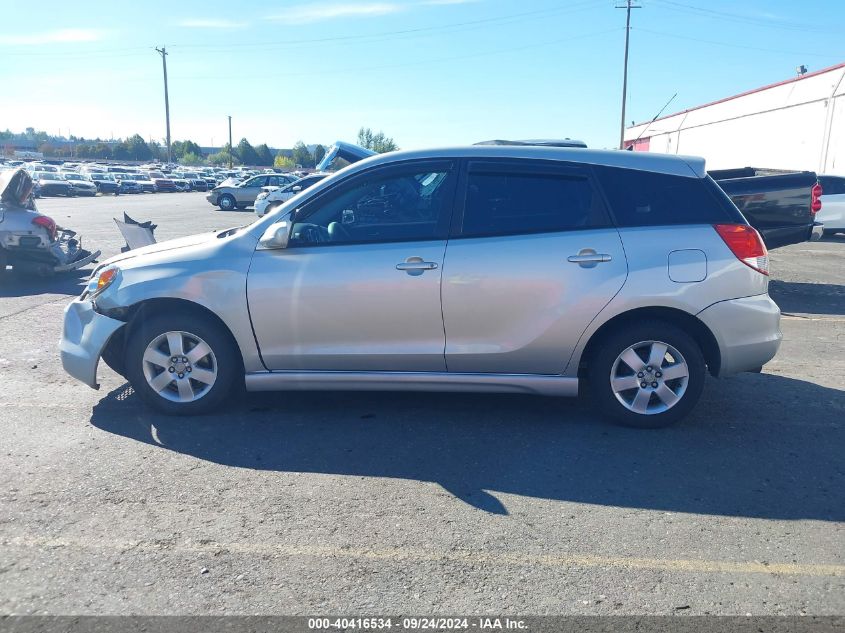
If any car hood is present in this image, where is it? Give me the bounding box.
[100,231,222,267]
[316,141,376,171]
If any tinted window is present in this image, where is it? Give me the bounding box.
[819,176,845,195]
[461,171,608,237]
[595,166,739,226]
[291,168,454,246]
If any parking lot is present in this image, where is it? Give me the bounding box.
[0,192,843,615]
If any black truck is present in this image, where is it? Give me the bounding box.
[709,167,824,249]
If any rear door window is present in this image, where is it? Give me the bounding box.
[459,163,610,238]
[594,166,740,226]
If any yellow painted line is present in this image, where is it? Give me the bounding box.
[5,536,843,578]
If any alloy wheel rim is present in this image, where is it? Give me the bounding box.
[142,330,217,403]
[610,340,689,415]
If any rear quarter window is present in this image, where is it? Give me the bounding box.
[594,166,742,226]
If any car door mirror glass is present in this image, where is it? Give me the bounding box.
[259,220,291,250]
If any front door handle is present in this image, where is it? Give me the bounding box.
[396,257,438,276]
[568,249,612,268]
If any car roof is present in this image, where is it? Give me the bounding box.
[345,146,706,178]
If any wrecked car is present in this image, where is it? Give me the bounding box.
[0,168,100,277]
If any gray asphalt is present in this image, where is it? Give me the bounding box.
[0,193,843,615]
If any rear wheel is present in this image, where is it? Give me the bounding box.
[125,311,240,415]
[588,321,705,428]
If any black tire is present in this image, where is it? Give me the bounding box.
[124,310,241,415]
[0,247,7,281]
[588,320,705,429]
[218,194,236,211]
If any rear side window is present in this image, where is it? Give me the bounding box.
[461,171,610,237]
[595,166,741,226]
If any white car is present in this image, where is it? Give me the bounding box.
[818,175,845,234]
[254,173,327,217]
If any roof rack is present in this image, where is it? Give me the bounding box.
[474,138,587,148]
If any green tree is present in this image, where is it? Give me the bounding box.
[125,134,152,161]
[274,154,295,169]
[314,144,326,166]
[357,127,398,153]
[236,138,259,166]
[291,141,313,168]
[172,139,203,161]
[180,152,205,166]
[255,143,274,166]
[112,141,130,160]
[208,143,239,166]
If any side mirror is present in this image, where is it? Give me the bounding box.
[291,185,302,193]
[258,220,291,250]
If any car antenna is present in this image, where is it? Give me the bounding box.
[627,92,677,150]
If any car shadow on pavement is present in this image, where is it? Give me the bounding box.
[90,372,844,518]
[0,269,89,298]
[770,280,845,316]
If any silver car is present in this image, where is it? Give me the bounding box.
[206,173,298,210]
[60,146,781,427]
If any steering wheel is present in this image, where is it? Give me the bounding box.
[327,221,352,242]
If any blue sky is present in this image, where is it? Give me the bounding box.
[0,0,843,150]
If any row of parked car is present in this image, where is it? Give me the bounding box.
[1,159,300,198]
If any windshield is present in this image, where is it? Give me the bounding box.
[37,172,62,180]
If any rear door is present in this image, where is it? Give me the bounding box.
[441,159,628,374]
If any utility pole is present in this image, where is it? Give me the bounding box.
[617,1,641,150]
[227,115,233,168]
[155,46,172,164]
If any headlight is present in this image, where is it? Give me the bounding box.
[86,266,120,299]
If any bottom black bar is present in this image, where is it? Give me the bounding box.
[0,616,842,633]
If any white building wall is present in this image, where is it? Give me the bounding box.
[625,64,845,175]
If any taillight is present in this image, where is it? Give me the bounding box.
[811,183,822,214]
[714,224,769,276]
[32,215,57,240]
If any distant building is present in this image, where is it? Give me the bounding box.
[624,61,845,175]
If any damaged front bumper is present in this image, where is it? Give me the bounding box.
[59,299,124,389]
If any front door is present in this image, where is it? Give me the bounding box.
[247,161,458,371]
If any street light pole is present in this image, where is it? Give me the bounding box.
[155,46,172,164]
[227,115,233,169]
[617,1,641,150]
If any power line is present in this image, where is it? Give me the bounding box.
[634,27,840,59]
[651,0,835,34]
[159,27,622,83]
[168,2,600,51]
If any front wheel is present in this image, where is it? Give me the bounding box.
[588,321,705,428]
[218,194,236,211]
[125,311,241,415]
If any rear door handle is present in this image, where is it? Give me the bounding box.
[396,257,438,276]
[568,249,612,268]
